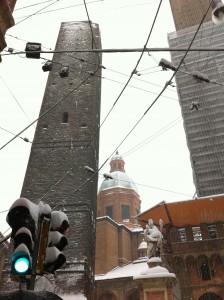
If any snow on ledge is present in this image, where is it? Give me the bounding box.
[59,294,87,299]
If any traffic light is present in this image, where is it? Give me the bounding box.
[6,198,39,280]
[44,211,69,274]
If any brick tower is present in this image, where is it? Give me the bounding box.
[97,151,141,227]
[20,21,102,298]
[169,0,212,30]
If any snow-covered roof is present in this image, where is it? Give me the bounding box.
[59,295,87,300]
[98,171,138,194]
[95,258,148,280]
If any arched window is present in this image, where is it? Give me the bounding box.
[198,256,211,281]
[126,289,139,300]
[62,112,69,123]
[186,256,199,284]
[199,293,222,300]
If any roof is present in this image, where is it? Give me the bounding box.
[95,258,148,280]
[98,171,138,194]
[137,194,224,228]
[95,257,175,281]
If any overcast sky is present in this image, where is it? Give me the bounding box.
[0,0,196,234]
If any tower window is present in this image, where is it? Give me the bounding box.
[122,205,130,222]
[106,206,113,219]
[62,112,69,123]
[208,224,217,239]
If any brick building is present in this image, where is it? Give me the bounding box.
[0,0,16,54]
[1,21,102,299]
[97,151,141,228]
[95,152,144,298]
[137,195,224,299]
[0,233,10,284]
[169,0,212,30]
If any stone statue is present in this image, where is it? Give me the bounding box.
[143,219,163,259]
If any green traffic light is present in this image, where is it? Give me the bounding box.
[11,251,31,275]
[14,257,30,273]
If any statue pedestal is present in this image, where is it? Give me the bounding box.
[133,257,176,300]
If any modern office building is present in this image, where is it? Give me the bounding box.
[168,1,224,197]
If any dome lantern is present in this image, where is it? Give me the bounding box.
[110,150,125,172]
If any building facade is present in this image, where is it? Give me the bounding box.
[168,1,224,197]
[137,195,224,299]
[0,0,16,54]
[1,21,102,298]
[169,0,212,30]
[97,151,141,227]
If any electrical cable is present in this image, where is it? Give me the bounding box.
[0,76,35,129]
[94,0,214,188]
[14,0,60,26]
[36,0,164,202]
[0,68,100,150]
[105,67,177,93]
[14,0,56,11]
[99,74,178,101]
[122,117,181,158]
[98,175,193,197]
[14,0,104,19]
[0,126,32,143]
[83,0,101,64]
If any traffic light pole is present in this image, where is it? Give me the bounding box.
[27,217,42,290]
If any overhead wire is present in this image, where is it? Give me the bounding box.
[0,0,204,211]
[14,0,57,11]
[99,74,178,101]
[14,0,104,19]
[94,0,214,187]
[13,0,61,26]
[122,117,181,158]
[105,67,177,93]
[0,126,32,143]
[37,0,164,202]
[37,2,103,202]
[0,76,36,129]
[0,68,100,151]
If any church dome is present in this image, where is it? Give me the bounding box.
[98,151,139,195]
[98,171,138,194]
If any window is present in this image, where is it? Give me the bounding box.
[62,112,69,123]
[178,228,187,242]
[199,293,222,300]
[199,256,211,281]
[122,205,130,222]
[192,226,202,241]
[208,224,217,239]
[106,206,113,219]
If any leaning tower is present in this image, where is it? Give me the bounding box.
[20,21,102,298]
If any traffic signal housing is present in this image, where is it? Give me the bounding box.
[6,198,39,280]
[44,211,69,274]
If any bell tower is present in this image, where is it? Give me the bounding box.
[97,151,141,227]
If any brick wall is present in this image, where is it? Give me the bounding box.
[18,21,102,298]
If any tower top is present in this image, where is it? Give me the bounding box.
[110,150,125,172]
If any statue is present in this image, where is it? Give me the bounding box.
[143,219,163,259]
